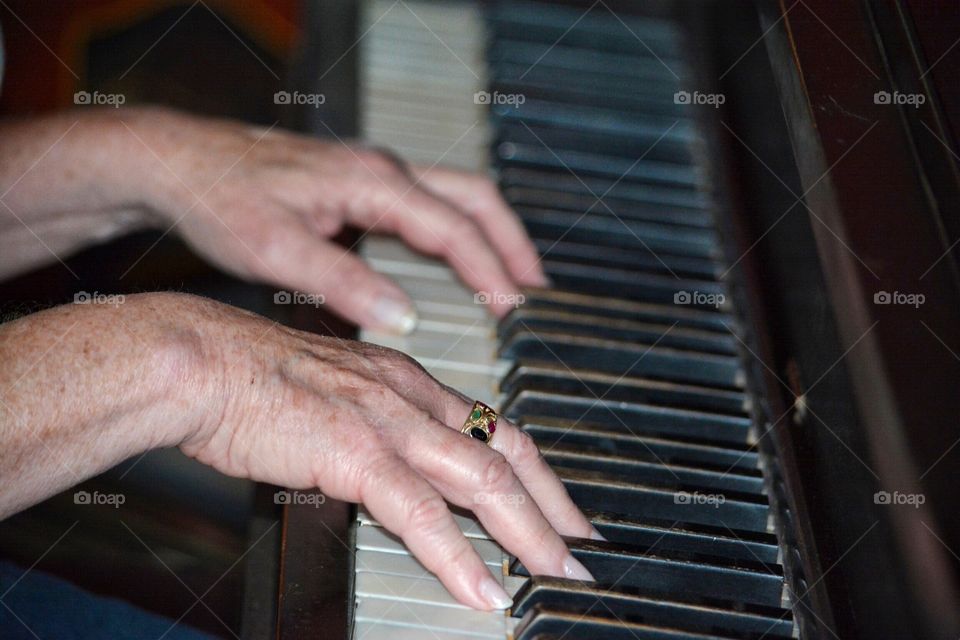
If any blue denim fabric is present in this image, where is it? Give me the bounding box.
[0,561,217,639]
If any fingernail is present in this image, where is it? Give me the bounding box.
[589,527,607,541]
[563,554,594,581]
[479,574,513,609]
[371,292,417,335]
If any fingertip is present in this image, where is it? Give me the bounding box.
[516,268,549,288]
[368,289,418,335]
[478,574,513,610]
[563,554,595,582]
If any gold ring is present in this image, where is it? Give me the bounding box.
[461,401,497,443]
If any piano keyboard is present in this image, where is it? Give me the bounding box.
[354,1,797,638]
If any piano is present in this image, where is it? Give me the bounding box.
[242,1,960,639]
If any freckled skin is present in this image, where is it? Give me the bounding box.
[0,107,594,610]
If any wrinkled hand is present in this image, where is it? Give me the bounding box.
[173,294,595,609]
[128,108,545,332]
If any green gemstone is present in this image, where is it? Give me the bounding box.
[471,408,482,420]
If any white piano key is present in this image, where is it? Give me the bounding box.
[358,506,492,539]
[356,548,504,580]
[356,3,501,634]
[357,524,503,566]
[353,620,497,640]
[364,334,496,367]
[355,598,507,637]
[357,572,528,607]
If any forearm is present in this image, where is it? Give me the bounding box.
[0,108,161,278]
[0,292,211,518]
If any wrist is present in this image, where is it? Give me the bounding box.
[118,291,227,449]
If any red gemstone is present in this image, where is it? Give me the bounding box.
[489,420,496,433]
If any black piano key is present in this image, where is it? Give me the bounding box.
[511,540,784,609]
[500,363,748,415]
[587,513,780,564]
[559,469,772,533]
[522,421,758,472]
[492,74,682,120]
[516,207,721,258]
[487,39,684,83]
[499,331,744,389]
[532,239,720,279]
[491,101,694,145]
[502,185,712,227]
[496,121,691,164]
[496,139,700,188]
[499,167,710,210]
[498,309,737,355]
[520,289,736,332]
[541,262,727,306]
[542,445,765,495]
[512,578,795,639]
[503,390,752,445]
[515,605,720,640]
[515,608,724,640]
[488,1,680,56]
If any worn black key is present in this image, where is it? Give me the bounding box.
[502,185,712,227]
[497,138,699,187]
[500,363,748,415]
[516,207,720,258]
[559,468,771,533]
[503,390,752,445]
[487,38,684,83]
[512,578,795,639]
[512,540,784,609]
[523,421,757,472]
[496,121,690,164]
[532,239,719,279]
[500,331,744,389]
[542,444,765,495]
[515,605,720,640]
[499,309,737,355]
[541,262,726,306]
[587,513,780,564]
[489,1,680,56]
[499,167,709,210]
[520,289,736,332]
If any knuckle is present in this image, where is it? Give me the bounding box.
[375,347,428,382]
[443,215,480,244]
[480,454,515,492]
[511,431,542,470]
[406,493,450,534]
[359,148,404,178]
[532,518,559,552]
